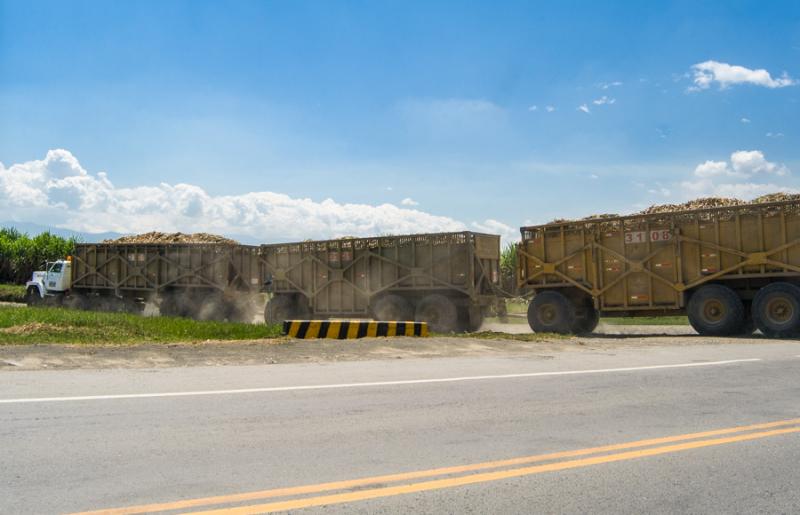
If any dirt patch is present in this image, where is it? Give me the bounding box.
[0,327,783,371]
[103,232,238,245]
[1,322,62,335]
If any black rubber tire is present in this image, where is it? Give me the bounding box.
[527,291,576,334]
[97,296,127,313]
[294,296,311,319]
[415,294,459,333]
[227,295,262,323]
[370,294,414,321]
[25,286,42,306]
[687,284,745,336]
[264,295,297,324]
[158,294,180,317]
[575,306,600,334]
[195,295,232,321]
[752,282,800,338]
[158,293,199,318]
[457,306,485,333]
[63,293,89,311]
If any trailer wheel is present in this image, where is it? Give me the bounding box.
[227,295,263,323]
[457,306,484,333]
[415,294,458,333]
[574,307,600,334]
[527,291,575,334]
[371,294,414,321]
[687,284,745,336]
[196,295,231,321]
[158,294,182,317]
[752,282,800,338]
[294,296,311,319]
[264,295,297,324]
[25,286,42,306]
[63,293,89,311]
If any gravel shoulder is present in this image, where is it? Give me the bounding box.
[0,323,781,371]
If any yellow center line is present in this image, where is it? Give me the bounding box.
[72,418,800,515]
[192,426,800,515]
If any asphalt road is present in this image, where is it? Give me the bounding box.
[2,341,799,514]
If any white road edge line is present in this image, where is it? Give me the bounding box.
[0,359,762,404]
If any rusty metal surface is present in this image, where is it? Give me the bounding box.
[518,199,800,311]
[70,243,262,295]
[260,231,502,316]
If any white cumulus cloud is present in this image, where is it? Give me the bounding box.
[0,150,471,241]
[545,105,556,113]
[471,219,517,243]
[689,60,798,91]
[578,104,590,114]
[680,150,794,199]
[400,197,419,206]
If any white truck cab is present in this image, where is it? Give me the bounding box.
[25,258,72,304]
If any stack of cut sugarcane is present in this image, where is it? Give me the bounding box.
[103,232,239,245]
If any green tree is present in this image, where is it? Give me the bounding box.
[0,228,78,284]
[500,242,517,294]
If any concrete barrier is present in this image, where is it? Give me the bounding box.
[283,320,429,339]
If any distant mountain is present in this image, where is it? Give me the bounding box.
[0,221,123,243]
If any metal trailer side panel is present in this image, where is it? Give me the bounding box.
[260,231,502,316]
[474,233,501,292]
[518,200,800,312]
[71,244,262,295]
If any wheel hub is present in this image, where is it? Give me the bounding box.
[539,305,557,324]
[766,297,794,324]
[702,299,726,323]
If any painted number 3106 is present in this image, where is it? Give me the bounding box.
[625,230,672,244]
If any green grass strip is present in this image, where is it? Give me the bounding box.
[0,306,283,344]
[600,316,689,326]
[0,283,26,303]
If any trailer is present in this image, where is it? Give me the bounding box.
[517,199,800,337]
[260,231,503,332]
[26,243,265,321]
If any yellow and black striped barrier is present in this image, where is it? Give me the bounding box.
[283,320,429,339]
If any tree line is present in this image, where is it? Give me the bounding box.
[0,228,78,284]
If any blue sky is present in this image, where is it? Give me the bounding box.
[1,0,799,242]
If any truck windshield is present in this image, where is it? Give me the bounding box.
[49,263,63,274]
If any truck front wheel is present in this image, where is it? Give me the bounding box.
[25,286,42,306]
